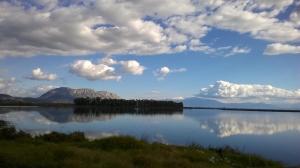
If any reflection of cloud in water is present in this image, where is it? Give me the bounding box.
[62,113,115,123]
[84,132,120,140]
[0,111,121,139]
[0,111,116,124]
[0,111,57,126]
[0,107,183,123]
[0,108,183,140]
[197,112,300,137]
[153,133,168,144]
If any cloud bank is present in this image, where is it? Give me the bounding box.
[0,0,299,57]
[197,80,300,104]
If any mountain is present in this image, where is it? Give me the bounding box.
[183,97,223,107]
[183,97,276,109]
[0,94,14,100]
[0,94,34,105]
[39,87,120,103]
[0,87,120,104]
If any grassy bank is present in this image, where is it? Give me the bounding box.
[0,121,282,168]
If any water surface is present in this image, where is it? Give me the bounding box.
[0,107,300,166]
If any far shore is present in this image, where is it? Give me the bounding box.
[0,104,300,112]
[184,106,300,112]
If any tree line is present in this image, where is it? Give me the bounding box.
[74,98,183,111]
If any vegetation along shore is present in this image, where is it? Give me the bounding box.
[0,120,282,168]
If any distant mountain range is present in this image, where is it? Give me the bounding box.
[183,97,300,110]
[0,87,120,104]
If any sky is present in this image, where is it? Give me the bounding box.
[0,0,300,104]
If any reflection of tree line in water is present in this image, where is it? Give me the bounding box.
[0,99,183,123]
[73,106,183,115]
[74,98,183,113]
[0,104,182,125]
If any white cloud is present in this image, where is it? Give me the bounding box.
[203,1,300,43]
[225,47,251,57]
[245,0,294,17]
[0,77,54,97]
[189,39,215,53]
[150,90,160,94]
[119,60,145,75]
[197,80,300,104]
[28,68,57,81]
[172,96,184,101]
[290,10,300,27]
[171,68,187,73]
[264,43,300,55]
[154,66,186,80]
[35,85,57,94]
[0,77,18,95]
[27,85,58,97]
[0,0,195,58]
[173,45,187,52]
[0,0,299,58]
[100,57,118,65]
[167,15,210,40]
[154,67,170,80]
[70,58,146,80]
[70,60,121,81]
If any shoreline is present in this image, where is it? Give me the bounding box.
[0,120,283,168]
[1,105,300,113]
[184,107,300,112]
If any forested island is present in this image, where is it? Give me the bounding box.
[74,98,183,111]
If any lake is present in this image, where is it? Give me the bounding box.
[0,106,300,166]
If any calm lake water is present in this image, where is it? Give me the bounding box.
[0,107,300,166]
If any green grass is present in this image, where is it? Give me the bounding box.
[0,121,283,168]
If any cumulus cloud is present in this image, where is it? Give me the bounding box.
[155,67,170,80]
[0,0,299,57]
[70,60,121,81]
[70,58,146,80]
[264,43,300,55]
[154,66,186,80]
[28,68,57,81]
[119,60,145,75]
[196,80,300,104]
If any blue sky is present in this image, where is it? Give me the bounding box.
[0,0,299,103]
